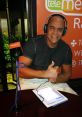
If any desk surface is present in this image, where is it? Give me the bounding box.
[0,89,82,117]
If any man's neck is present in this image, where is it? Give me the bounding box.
[46,38,58,48]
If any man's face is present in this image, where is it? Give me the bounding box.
[46,16,65,47]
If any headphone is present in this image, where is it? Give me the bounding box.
[44,14,67,36]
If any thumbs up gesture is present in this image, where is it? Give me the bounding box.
[44,61,60,83]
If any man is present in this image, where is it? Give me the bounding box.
[19,14,72,83]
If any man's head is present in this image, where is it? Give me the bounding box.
[44,14,67,47]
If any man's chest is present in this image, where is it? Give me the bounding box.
[33,46,66,68]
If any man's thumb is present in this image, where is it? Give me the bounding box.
[49,61,55,68]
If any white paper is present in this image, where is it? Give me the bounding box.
[19,78,77,95]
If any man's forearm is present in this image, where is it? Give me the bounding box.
[19,64,59,79]
[19,67,47,79]
[55,72,71,83]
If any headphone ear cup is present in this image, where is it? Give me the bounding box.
[44,24,48,33]
[62,27,67,36]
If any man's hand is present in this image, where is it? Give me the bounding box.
[48,66,59,83]
[44,61,60,82]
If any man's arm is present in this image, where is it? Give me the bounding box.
[49,64,72,83]
[18,56,59,79]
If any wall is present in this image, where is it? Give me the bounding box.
[36,0,82,79]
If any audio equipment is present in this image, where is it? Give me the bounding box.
[44,14,67,36]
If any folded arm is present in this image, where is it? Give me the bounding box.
[18,56,59,79]
[18,56,72,83]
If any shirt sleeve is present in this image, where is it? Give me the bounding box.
[22,38,36,59]
[64,47,72,65]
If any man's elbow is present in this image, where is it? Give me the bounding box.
[66,72,72,81]
[18,68,24,78]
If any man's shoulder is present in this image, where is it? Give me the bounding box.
[33,35,45,45]
[59,39,71,49]
[23,35,45,48]
[35,35,45,41]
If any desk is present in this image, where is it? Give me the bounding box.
[0,89,82,117]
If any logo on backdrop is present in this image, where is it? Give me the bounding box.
[71,39,82,47]
[71,40,77,47]
[71,39,82,67]
[45,0,82,16]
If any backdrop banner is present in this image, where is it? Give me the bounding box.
[36,0,82,79]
